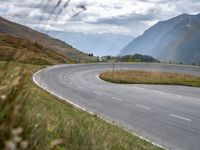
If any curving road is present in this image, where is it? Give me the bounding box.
[33,63,200,150]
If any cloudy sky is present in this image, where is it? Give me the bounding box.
[0,0,200,37]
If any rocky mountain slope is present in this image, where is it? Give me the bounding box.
[120,14,200,64]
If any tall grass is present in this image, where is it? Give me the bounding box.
[0,61,163,150]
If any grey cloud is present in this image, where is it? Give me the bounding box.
[92,10,156,26]
[0,0,200,37]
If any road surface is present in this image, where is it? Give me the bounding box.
[33,63,200,150]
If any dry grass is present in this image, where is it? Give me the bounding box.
[0,61,163,150]
[0,33,75,65]
[0,33,97,64]
[100,70,200,87]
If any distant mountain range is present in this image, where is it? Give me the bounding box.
[120,14,200,64]
[48,31,133,56]
[0,17,96,63]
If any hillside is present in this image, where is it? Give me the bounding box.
[0,33,74,65]
[0,17,97,63]
[120,14,200,64]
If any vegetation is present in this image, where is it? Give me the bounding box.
[100,70,200,87]
[0,61,163,149]
[0,33,74,65]
[0,16,97,64]
[101,54,159,63]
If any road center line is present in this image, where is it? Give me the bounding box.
[170,114,192,122]
[152,90,166,95]
[136,104,152,110]
[94,91,103,95]
[112,97,122,101]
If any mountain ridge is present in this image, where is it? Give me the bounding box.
[120,13,200,64]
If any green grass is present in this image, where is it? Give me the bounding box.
[99,70,200,87]
[0,61,163,150]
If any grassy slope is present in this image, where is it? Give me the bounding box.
[0,61,163,150]
[0,33,75,65]
[99,70,200,87]
[0,17,97,63]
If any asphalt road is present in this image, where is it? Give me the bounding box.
[33,63,200,150]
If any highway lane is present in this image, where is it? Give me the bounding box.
[33,63,200,150]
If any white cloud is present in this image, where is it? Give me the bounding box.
[0,0,200,37]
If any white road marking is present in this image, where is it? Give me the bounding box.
[136,104,152,110]
[176,95,183,98]
[170,114,192,122]
[78,86,83,89]
[67,85,74,89]
[132,86,147,91]
[69,82,72,85]
[96,74,102,81]
[112,97,122,101]
[152,90,166,95]
[33,67,165,150]
[94,91,103,95]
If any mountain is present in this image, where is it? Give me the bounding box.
[48,31,133,56]
[120,14,200,64]
[0,17,97,63]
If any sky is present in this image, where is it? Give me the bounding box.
[0,0,200,37]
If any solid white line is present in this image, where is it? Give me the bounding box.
[170,114,192,122]
[33,67,165,150]
[96,74,102,81]
[94,91,103,95]
[112,97,122,101]
[136,104,152,110]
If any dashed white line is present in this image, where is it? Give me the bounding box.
[132,86,147,91]
[112,97,122,101]
[153,90,166,95]
[67,85,74,89]
[176,95,183,98]
[136,104,152,110]
[69,82,72,85]
[94,91,103,95]
[170,114,192,122]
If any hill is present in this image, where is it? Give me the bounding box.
[120,14,200,64]
[0,17,97,63]
[0,33,74,65]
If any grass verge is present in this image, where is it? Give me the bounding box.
[0,61,163,150]
[99,70,200,87]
